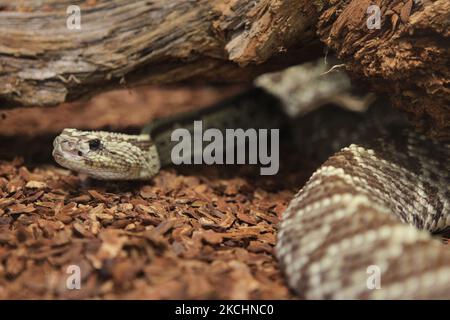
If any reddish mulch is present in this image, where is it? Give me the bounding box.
[0,86,313,299]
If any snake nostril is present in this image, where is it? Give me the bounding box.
[53,136,61,148]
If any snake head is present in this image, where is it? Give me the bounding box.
[52,128,161,180]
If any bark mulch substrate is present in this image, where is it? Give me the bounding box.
[0,86,312,299]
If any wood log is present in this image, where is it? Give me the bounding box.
[0,0,319,107]
[1,0,448,140]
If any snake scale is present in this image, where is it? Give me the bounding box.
[52,62,450,299]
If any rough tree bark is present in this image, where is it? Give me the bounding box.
[0,0,448,139]
[316,0,449,140]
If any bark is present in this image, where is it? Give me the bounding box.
[0,0,319,107]
[316,0,450,140]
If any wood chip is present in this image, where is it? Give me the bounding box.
[7,203,35,215]
[88,190,108,202]
[25,180,47,189]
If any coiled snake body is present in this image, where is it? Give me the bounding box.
[53,63,450,299]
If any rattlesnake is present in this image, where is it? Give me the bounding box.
[52,61,450,299]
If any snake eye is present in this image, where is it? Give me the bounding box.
[78,151,83,156]
[88,139,101,151]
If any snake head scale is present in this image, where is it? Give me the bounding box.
[52,128,161,180]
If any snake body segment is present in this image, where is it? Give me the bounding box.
[277,130,450,299]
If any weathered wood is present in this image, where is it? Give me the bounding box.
[0,0,319,107]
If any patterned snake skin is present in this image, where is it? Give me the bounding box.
[52,62,450,299]
[277,129,450,299]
